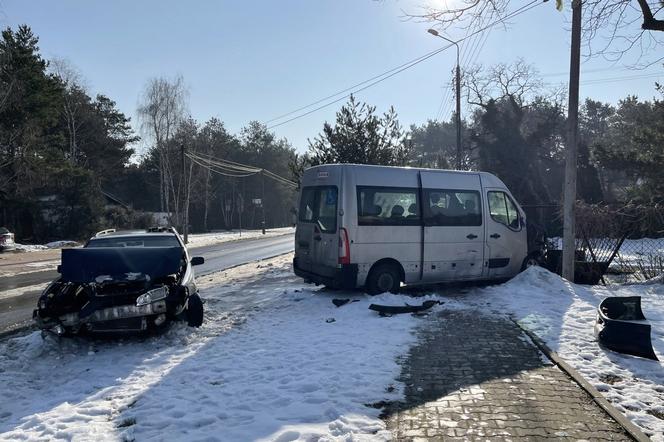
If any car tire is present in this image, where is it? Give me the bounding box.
[521,253,541,272]
[186,292,204,327]
[366,264,400,295]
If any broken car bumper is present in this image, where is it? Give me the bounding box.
[34,300,168,333]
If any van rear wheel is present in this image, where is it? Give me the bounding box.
[366,264,400,295]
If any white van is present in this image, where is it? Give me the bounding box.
[293,164,530,294]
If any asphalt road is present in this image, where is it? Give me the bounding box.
[0,234,294,335]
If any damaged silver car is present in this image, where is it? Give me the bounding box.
[33,227,205,335]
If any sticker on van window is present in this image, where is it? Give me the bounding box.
[317,171,329,178]
[326,189,337,205]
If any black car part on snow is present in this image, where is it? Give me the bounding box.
[594,296,659,361]
[368,300,443,316]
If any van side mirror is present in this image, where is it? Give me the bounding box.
[190,256,205,266]
[57,265,62,273]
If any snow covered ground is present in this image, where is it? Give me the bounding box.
[0,252,661,441]
[0,255,435,441]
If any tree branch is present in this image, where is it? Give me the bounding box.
[636,0,664,30]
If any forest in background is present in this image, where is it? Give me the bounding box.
[1,25,662,241]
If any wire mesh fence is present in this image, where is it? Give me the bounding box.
[522,203,664,284]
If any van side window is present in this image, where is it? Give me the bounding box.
[298,186,338,233]
[423,189,482,226]
[488,191,520,230]
[357,187,419,226]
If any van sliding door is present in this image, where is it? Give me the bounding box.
[420,172,484,281]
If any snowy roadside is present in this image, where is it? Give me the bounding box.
[0,254,437,441]
[185,226,294,247]
[11,241,81,253]
[5,227,294,254]
[470,267,664,440]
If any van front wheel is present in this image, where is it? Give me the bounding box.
[366,264,400,295]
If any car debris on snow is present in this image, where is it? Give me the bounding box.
[368,300,443,316]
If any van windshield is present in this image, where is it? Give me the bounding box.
[299,186,338,233]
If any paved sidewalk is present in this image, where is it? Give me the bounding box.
[384,310,631,441]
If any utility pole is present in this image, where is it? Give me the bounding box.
[261,170,266,234]
[181,143,189,244]
[427,29,462,170]
[455,62,462,169]
[562,0,582,281]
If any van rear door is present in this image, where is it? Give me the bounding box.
[295,185,339,276]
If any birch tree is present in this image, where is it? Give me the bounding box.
[137,75,188,215]
[50,58,87,163]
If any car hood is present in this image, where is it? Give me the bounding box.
[60,247,183,284]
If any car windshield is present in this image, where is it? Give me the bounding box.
[86,235,180,248]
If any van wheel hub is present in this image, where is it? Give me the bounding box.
[377,273,394,292]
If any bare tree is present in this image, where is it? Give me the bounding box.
[50,57,87,163]
[408,0,664,65]
[137,75,188,215]
[463,59,545,108]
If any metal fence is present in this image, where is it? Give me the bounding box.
[522,203,664,284]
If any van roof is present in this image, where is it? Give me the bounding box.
[303,163,507,188]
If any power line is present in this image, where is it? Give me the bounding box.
[189,151,262,173]
[436,0,535,121]
[581,73,662,84]
[266,44,453,129]
[268,0,543,130]
[264,46,454,124]
[186,152,298,188]
[187,155,259,178]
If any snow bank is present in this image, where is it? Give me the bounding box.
[11,241,80,253]
[0,256,436,441]
[186,227,294,247]
[45,240,81,249]
[478,266,664,440]
[11,243,48,252]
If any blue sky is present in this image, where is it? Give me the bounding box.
[2,0,662,152]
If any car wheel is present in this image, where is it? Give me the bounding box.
[186,292,204,327]
[521,254,541,272]
[366,264,400,295]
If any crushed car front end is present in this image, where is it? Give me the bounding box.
[33,246,196,335]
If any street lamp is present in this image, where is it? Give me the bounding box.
[427,29,462,170]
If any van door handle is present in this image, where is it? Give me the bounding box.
[466,234,478,239]
[298,240,310,248]
[490,233,501,239]
[313,235,322,241]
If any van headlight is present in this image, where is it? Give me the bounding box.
[136,286,169,306]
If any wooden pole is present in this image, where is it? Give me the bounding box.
[562,0,582,281]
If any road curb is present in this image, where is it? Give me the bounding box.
[512,319,650,442]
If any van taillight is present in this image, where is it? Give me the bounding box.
[339,228,350,265]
